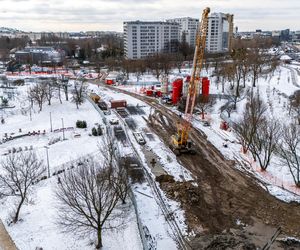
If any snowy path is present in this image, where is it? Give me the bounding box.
[282,65,300,88]
[88,85,190,249]
[0,220,17,250]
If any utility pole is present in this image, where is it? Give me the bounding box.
[44,146,50,177]
[61,117,65,140]
[50,112,53,132]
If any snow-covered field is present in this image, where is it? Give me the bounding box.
[2,57,300,249]
[0,83,143,250]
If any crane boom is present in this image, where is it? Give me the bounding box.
[171,7,210,155]
[185,7,210,121]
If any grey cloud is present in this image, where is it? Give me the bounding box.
[0,0,299,31]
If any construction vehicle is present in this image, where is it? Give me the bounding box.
[171,7,210,156]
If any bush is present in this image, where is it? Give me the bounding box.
[92,127,98,136]
[12,79,24,86]
[97,125,103,136]
[76,120,87,128]
[2,98,8,107]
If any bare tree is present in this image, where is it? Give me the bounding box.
[147,54,164,80]
[0,152,45,223]
[61,76,69,101]
[234,90,267,153]
[222,102,235,118]
[71,79,87,109]
[44,78,55,106]
[225,84,248,110]
[278,124,300,187]
[249,119,281,170]
[53,78,63,104]
[290,90,300,125]
[195,95,215,119]
[112,162,130,204]
[56,159,124,249]
[28,83,47,111]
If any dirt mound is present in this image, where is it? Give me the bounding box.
[190,233,256,250]
[155,174,175,184]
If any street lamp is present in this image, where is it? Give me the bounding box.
[44,146,50,178]
[61,118,65,140]
[50,112,53,132]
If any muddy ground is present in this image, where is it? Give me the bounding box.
[148,109,300,249]
[101,84,300,249]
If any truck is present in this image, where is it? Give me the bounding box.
[90,93,100,103]
[110,99,127,109]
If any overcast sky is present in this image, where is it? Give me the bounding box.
[0,0,299,32]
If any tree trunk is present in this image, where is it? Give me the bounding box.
[64,88,68,101]
[14,197,25,223]
[96,228,102,249]
[58,88,62,104]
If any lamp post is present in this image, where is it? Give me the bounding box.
[50,112,53,132]
[44,146,50,177]
[61,118,65,140]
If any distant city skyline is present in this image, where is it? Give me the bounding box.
[0,0,299,32]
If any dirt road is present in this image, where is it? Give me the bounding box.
[99,83,300,248]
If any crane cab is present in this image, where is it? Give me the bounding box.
[171,125,196,156]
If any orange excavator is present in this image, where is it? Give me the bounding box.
[171,7,210,156]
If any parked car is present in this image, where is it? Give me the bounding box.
[109,118,119,125]
[103,110,111,115]
[133,132,146,145]
[202,121,210,127]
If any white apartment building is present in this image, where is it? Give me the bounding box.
[123,21,180,59]
[166,17,199,47]
[206,13,233,53]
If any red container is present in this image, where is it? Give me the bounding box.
[202,77,210,96]
[110,100,127,108]
[156,91,162,97]
[106,79,114,85]
[172,79,183,104]
[146,90,153,96]
[186,75,191,82]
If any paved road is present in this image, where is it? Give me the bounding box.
[0,220,17,250]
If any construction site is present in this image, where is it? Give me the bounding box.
[0,5,300,250]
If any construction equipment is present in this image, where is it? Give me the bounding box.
[171,7,210,156]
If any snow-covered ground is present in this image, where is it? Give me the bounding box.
[89,84,191,247]
[2,59,300,249]
[1,78,192,250]
[0,83,143,250]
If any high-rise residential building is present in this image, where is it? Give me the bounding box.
[206,12,234,53]
[166,17,199,47]
[123,21,180,59]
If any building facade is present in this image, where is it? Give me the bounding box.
[123,21,180,59]
[166,17,199,47]
[15,46,65,65]
[206,12,234,53]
